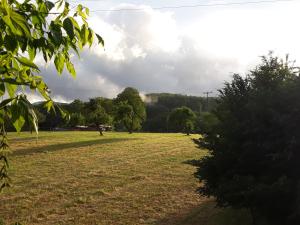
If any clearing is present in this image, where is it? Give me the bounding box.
[0,132,250,225]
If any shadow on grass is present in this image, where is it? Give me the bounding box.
[10,136,51,142]
[13,138,136,156]
[157,200,252,225]
[183,159,201,167]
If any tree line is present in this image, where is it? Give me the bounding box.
[12,89,218,135]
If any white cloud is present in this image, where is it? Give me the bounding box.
[35,2,300,102]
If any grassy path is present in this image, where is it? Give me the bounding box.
[0,132,250,225]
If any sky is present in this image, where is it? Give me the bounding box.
[31,0,300,102]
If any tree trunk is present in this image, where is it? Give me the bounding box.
[97,125,103,136]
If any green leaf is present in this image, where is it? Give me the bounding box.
[4,35,18,52]
[28,46,36,60]
[54,54,65,74]
[44,100,54,112]
[37,81,51,101]
[66,60,76,78]
[63,17,75,39]
[19,95,39,134]
[13,114,25,133]
[69,17,80,30]
[18,36,28,52]
[45,1,55,11]
[57,0,64,9]
[16,57,39,70]
[58,105,68,119]
[2,78,27,85]
[5,83,17,98]
[31,15,41,27]
[85,7,90,16]
[88,28,94,47]
[10,102,25,133]
[10,11,31,37]
[77,4,83,13]
[50,22,63,45]
[0,98,14,109]
[0,67,6,74]
[80,24,88,46]
[0,83,5,97]
[2,15,21,35]
[38,1,48,13]
[69,42,80,57]
[96,34,104,47]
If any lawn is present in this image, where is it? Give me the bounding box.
[0,132,251,225]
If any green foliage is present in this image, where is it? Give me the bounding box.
[0,0,103,191]
[68,99,85,113]
[114,87,146,133]
[68,113,85,127]
[85,98,112,135]
[143,93,218,132]
[168,106,196,135]
[197,112,219,134]
[195,54,300,225]
[87,108,111,127]
[143,104,170,132]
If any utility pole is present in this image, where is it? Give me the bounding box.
[203,91,212,111]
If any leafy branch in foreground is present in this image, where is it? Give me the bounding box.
[0,0,104,192]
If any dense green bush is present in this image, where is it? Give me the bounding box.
[195,54,300,225]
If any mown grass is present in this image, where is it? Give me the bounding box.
[0,132,251,225]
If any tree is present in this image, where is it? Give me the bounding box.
[85,98,112,135]
[0,0,103,191]
[197,112,219,134]
[195,54,300,225]
[68,112,85,127]
[143,104,169,132]
[68,99,85,113]
[87,107,111,136]
[168,106,196,135]
[114,87,146,133]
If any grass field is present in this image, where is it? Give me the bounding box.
[0,132,251,225]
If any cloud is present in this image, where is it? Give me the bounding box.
[36,2,300,102]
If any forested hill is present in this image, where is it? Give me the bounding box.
[145,93,216,112]
[143,93,217,132]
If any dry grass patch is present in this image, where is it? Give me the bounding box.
[0,132,250,225]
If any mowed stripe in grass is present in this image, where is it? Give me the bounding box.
[0,132,251,225]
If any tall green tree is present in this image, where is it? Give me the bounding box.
[0,0,103,191]
[87,107,111,136]
[168,106,196,135]
[114,87,146,133]
[195,54,300,225]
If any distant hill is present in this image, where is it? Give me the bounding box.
[145,93,217,112]
[143,93,218,132]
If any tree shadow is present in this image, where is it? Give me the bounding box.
[12,138,136,157]
[183,159,201,167]
[156,199,252,225]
